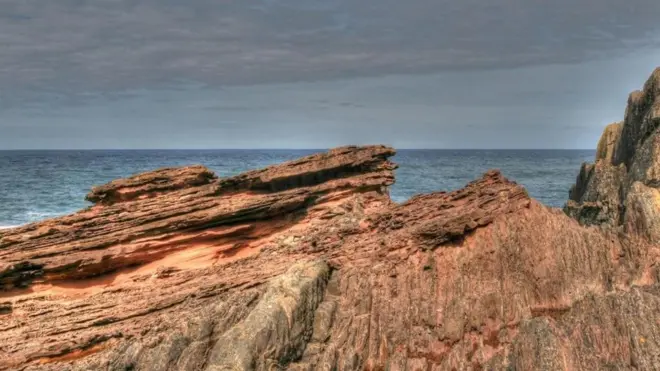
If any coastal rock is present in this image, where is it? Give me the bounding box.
[565,67,660,235]
[613,68,660,168]
[564,159,626,227]
[0,145,396,292]
[3,71,660,370]
[595,121,623,162]
[86,165,217,204]
[2,144,660,370]
[215,145,397,193]
[623,182,660,243]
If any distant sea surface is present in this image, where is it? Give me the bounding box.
[0,149,595,227]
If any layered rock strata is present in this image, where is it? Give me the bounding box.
[2,67,660,370]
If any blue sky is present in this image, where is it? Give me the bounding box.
[1,0,660,149]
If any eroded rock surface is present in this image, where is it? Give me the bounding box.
[3,79,660,370]
[86,165,218,204]
[566,67,660,240]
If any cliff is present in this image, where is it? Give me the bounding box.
[565,67,660,244]
[1,70,660,370]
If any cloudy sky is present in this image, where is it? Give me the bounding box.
[1,0,660,149]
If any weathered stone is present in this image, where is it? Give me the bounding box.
[86,165,217,204]
[623,182,660,243]
[566,67,660,236]
[216,145,397,193]
[205,261,330,370]
[614,68,660,168]
[564,160,626,227]
[0,146,396,293]
[595,122,623,162]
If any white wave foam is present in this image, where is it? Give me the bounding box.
[0,210,67,230]
[25,211,62,219]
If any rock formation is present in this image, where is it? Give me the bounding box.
[565,67,660,244]
[1,69,660,370]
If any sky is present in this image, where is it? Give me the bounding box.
[1,0,660,149]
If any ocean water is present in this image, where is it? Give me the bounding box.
[0,149,595,227]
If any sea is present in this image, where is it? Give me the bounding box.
[0,149,595,228]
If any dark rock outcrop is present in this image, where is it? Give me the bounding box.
[565,67,660,242]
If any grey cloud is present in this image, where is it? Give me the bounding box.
[1,0,660,105]
[3,50,659,150]
[1,0,660,150]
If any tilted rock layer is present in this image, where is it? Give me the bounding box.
[2,68,660,370]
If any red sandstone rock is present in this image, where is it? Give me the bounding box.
[0,146,396,294]
[86,165,217,204]
[2,78,660,370]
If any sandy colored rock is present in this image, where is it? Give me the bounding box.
[595,122,622,162]
[614,67,660,168]
[623,182,660,243]
[566,67,660,235]
[565,160,626,227]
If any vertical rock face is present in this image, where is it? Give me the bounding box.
[614,68,660,169]
[596,122,623,163]
[565,67,660,241]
